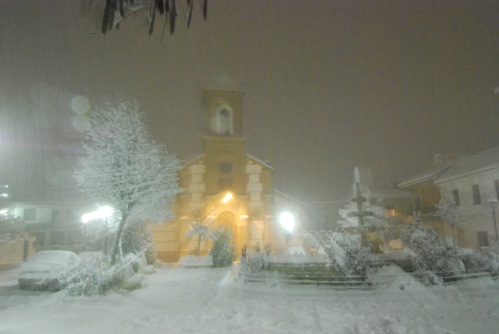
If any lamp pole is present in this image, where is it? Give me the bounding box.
[81,206,113,255]
[83,223,87,251]
[488,197,498,242]
[104,216,108,255]
[279,212,295,246]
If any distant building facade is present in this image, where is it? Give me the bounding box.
[399,147,499,249]
[4,202,88,253]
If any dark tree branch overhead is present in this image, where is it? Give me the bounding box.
[101,0,208,35]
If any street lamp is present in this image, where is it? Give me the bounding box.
[279,212,295,245]
[487,197,498,242]
[0,185,8,198]
[81,206,113,254]
[221,192,233,203]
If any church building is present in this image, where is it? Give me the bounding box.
[150,89,288,262]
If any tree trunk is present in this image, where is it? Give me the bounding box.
[111,211,129,265]
[196,234,201,256]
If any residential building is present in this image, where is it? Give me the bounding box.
[434,146,499,248]
[399,147,499,249]
[4,202,90,253]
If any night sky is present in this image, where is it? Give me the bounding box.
[0,0,498,202]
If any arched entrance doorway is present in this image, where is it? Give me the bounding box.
[215,211,240,254]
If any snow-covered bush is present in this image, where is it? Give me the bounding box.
[402,224,462,279]
[325,234,369,276]
[61,253,121,296]
[482,243,499,276]
[462,243,499,275]
[61,252,151,296]
[240,245,270,274]
[408,227,447,272]
[210,229,235,267]
[410,269,443,286]
[120,253,145,289]
[121,220,157,265]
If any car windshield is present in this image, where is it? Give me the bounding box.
[30,252,72,263]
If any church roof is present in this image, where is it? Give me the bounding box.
[246,154,273,170]
[181,154,206,167]
[180,153,273,170]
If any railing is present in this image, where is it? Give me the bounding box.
[242,270,396,289]
[242,267,494,289]
[436,271,493,285]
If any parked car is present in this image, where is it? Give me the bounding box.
[18,250,80,291]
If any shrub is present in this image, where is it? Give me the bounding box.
[210,229,235,267]
[409,228,447,272]
[402,224,462,278]
[239,245,270,274]
[122,221,157,264]
[462,242,499,275]
[60,253,122,296]
[325,235,369,276]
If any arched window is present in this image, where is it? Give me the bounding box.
[216,106,233,134]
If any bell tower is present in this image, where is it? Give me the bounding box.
[202,89,246,196]
[203,89,244,136]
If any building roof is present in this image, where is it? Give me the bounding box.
[397,160,455,189]
[370,185,412,199]
[435,146,499,184]
[398,146,499,188]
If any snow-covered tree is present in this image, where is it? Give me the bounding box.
[186,211,217,256]
[436,189,460,248]
[0,213,27,240]
[74,99,181,265]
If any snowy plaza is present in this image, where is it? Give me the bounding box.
[1,264,499,334]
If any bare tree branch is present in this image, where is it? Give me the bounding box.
[100,0,208,35]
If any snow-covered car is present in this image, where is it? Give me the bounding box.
[18,250,80,291]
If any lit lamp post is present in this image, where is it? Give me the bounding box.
[81,206,113,255]
[0,184,9,198]
[487,197,498,242]
[0,185,8,213]
[279,212,295,245]
[0,185,9,198]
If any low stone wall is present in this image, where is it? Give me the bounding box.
[0,237,36,269]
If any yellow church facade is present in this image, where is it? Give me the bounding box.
[150,89,285,262]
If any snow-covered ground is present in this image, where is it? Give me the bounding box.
[0,264,498,334]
